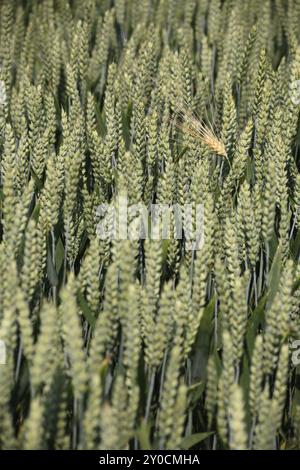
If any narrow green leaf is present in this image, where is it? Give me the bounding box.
[180,432,214,449]
[77,291,96,328]
[137,420,152,450]
[47,247,58,287]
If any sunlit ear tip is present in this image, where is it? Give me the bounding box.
[170,105,228,158]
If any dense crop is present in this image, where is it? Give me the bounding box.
[0,0,300,451]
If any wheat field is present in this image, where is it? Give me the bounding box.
[0,0,300,451]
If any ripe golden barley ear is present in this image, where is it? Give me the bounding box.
[172,104,227,158]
